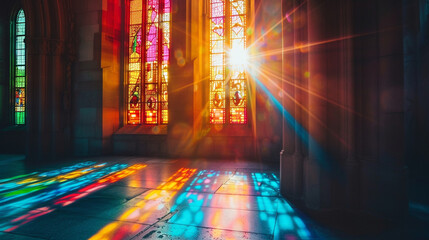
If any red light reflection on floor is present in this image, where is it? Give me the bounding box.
[55,164,146,206]
[3,164,146,232]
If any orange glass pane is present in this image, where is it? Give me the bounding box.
[210,0,226,124]
[127,0,143,125]
[127,0,169,125]
[229,0,247,124]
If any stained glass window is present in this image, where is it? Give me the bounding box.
[127,0,170,125]
[14,9,26,125]
[210,0,247,124]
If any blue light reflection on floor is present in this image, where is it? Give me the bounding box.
[38,161,96,177]
[249,173,313,239]
[0,172,38,184]
[0,163,128,224]
[167,170,314,239]
[169,170,224,228]
[0,162,317,239]
[184,170,232,193]
[0,161,96,193]
[0,163,107,204]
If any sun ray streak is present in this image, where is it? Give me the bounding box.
[250,65,349,148]
[255,64,375,124]
[248,0,307,50]
[248,69,343,177]
[252,26,402,59]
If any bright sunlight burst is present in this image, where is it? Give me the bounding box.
[229,46,249,66]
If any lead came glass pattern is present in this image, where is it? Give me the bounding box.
[209,0,247,125]
[127,0,170,125]
[15,9,26,125]
[229,0,247,124]
[209,0,226,124]
[144,0,159,124]
[160,0,170,124]
[128,0,143,124]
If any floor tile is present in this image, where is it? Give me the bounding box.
[108,191,180,224]
[88,221,149,240]
[0,232,46,240]
[170,191,280,212]
[9,211,122,240]
[216,183,280,196]
[113,179,166,189]
[169,206,277,235]
[90,185,149,200]
[133,222,271,240]
[58,195,126,218]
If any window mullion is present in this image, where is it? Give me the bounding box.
[157,0,163,125]
[225,0,231,125]
[141,0,146,124]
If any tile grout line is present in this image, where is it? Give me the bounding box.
[213,168,238,194]
[163,221,274,238]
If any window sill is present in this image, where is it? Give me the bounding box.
[1,125,27,132]
[114,125,167,135]
[206,124,252,137]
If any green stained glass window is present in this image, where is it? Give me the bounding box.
[13,9,26,125]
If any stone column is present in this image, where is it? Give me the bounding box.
[374,0,407,219]
[167,0,195,157]
[280,0,297,198]
[27,37,51,163]
[48,39,66,159]
[340,0,359,211]
[305,0,330,210]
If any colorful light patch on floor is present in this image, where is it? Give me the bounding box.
[0,161,95,193]
[0,172,37,184]
[167,170,276,235]
[0,162,147,232]
[90,168,313,239]
[183,169,232,193]
[0,163,106,203]
[1,161,316,239]
[89,168,197,240]
[166,170,312,238]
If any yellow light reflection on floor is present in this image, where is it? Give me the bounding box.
[89,168,197,240]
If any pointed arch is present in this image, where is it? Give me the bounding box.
[12,8,26,125]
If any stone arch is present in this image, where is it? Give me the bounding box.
[20,0,75,163]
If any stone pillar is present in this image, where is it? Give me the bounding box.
[281,0,306,201]
[340,0,359,211]
[167,0,195,157]
[49,39,67,159]
[374,0,407,218]
[72,0,103,156]
[353,0,407,219]
[292,0,308,201]
[305,0,331,210]
[101,0,121,154]
[280,0,295,198]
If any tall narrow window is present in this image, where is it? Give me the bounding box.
[210,0,247,124]
[128,0,170,125]
[13,9,26,125]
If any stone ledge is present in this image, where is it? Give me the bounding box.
[114,125,168,135]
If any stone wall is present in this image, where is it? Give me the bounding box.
[280,0,408,219]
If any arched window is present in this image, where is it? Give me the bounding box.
[12,9,26,125]
[210,0,247,124]
[127,0,170,125]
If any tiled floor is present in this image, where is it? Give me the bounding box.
[0,157,318,240]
